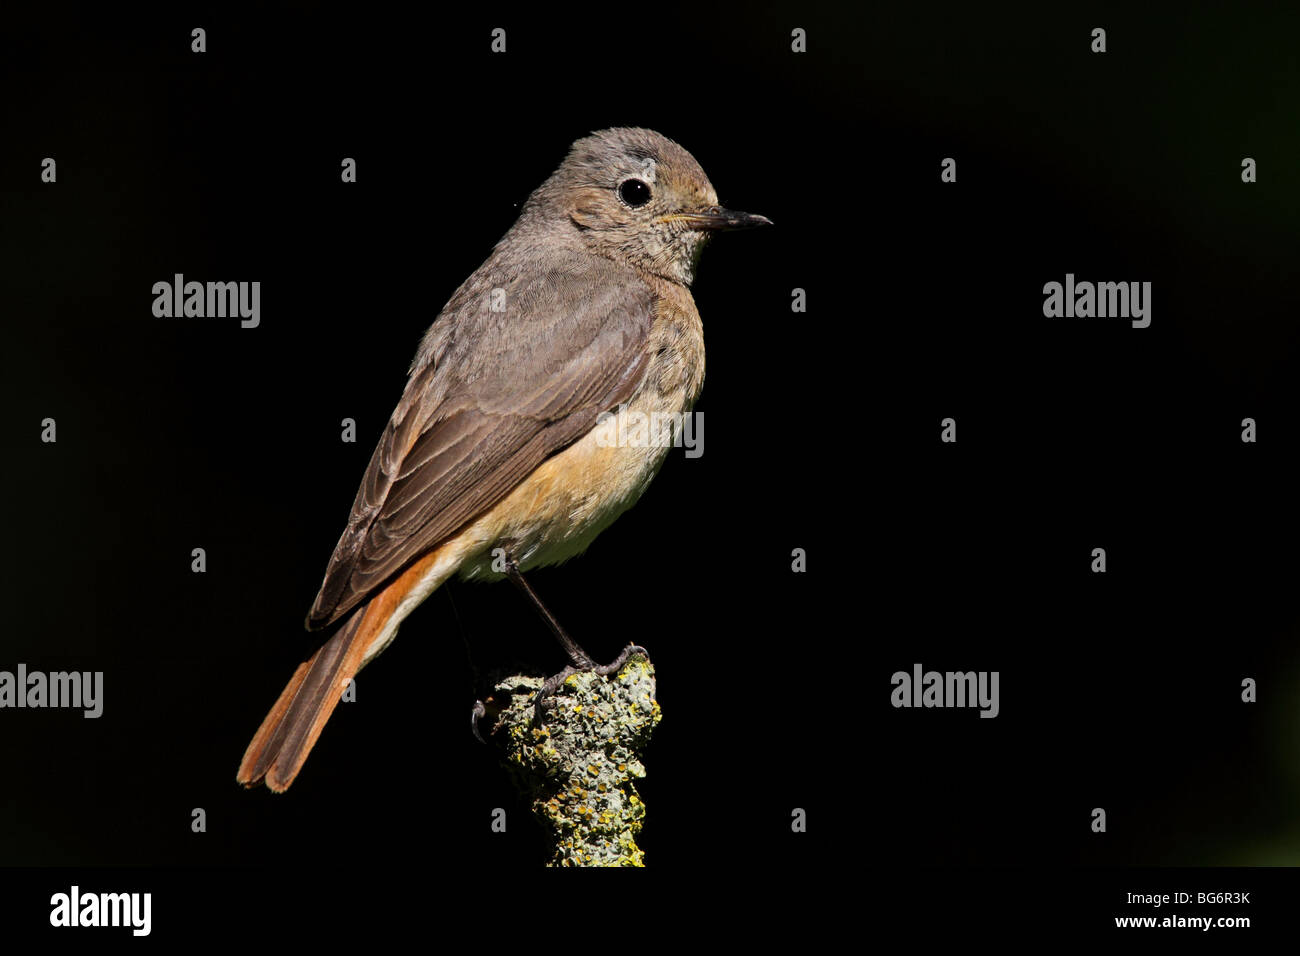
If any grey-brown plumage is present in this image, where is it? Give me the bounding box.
[305,259,656,629]
[239,128,769,791]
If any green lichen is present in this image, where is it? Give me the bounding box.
[486,657,659,867]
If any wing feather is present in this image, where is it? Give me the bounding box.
[306,255,655,629]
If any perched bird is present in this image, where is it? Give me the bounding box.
[237,127,770,791]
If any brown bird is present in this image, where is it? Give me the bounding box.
[237,127,769,791]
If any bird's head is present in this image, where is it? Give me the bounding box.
[525,127,770,286]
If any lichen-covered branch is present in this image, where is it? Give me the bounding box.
[482,657,660,867]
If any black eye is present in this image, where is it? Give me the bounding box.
[618,178,652,207]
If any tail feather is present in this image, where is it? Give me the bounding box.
[237,606,371,792]
[238,540,459,792]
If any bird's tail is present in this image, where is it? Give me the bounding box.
[238,539,464,791]
[237,604,376,792]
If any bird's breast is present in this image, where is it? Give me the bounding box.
[456,287,705,579]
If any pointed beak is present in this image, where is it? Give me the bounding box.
[661,206,773,231]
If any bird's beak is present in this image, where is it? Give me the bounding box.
[660,207,773,231]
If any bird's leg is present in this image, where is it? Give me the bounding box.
[504,558,597,668]
[503,558,648,724]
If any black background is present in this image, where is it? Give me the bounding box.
[2,1,1298,939]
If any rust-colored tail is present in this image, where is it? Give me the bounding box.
[237,606,374,792]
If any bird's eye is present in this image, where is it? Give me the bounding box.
[618,178,652,208]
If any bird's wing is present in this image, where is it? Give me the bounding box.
[306,257,656,629]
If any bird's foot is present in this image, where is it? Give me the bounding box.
[471,698,488,744]
[532,643,650,725]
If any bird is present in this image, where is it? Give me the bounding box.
[236,127,770,792]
